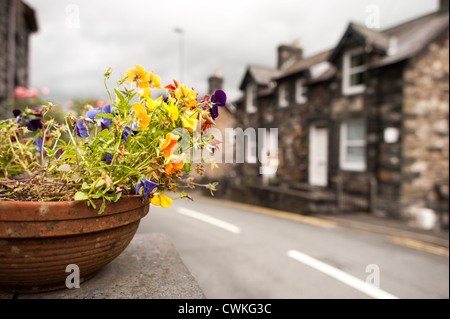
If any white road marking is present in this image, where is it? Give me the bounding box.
[176,207,241,234]
[287,249,399,299]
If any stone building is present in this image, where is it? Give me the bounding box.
[230,2,449,229]
[0,0,38,119]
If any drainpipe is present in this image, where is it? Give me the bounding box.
[7,0,17,101]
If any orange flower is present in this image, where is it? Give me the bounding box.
[132,102,151,130]
[149,70,161,89]
[165,160,184,175]
[160,133,179,157]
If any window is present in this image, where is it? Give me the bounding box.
[278,82,289,108]
[342,48,366,95]
[246,83,257,114]
[295,79,307,104]
[340,120,366,171]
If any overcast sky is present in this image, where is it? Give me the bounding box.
[27,0,439,107]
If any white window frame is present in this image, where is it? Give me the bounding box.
[278,82,289,108]
[246,82,257,114]
[340,120,367,171]
[295,78,307,104]
[342,47,366,95]
[246,133,257,164]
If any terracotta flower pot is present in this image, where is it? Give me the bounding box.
[0,196,149,293]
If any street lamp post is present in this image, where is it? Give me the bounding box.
[174,27,185,83]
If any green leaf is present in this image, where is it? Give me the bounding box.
[97,113,114,119]
[81,182,90,191]
[183,162,191,174]
[96,179,106,188]
[74,191,89,201]
[113,192,122,202]
[98,201,106,215]
[97,128,110,139]
[114,88,124,102]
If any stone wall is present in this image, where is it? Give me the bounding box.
[372,63,406,216]
[0,0,36,119]
[0,0,10,115]
[401,30,449,219]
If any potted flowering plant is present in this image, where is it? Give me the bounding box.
[0,65,227,293]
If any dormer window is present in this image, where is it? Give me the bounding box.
[295,79,307,104]
[278,82,289,108]
[342,47,366,95]
[246,83,257,114]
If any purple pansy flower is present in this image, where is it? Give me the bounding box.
[101,104,113,129]
[135,178,158,197]
[76,108,102,138]
[34,138,43,152]
[12,109,42,130]
[27,119,43,131]
[102,153,114,164]
[121,125,131,143]
[13,109,22,123]
[210,90,227,120]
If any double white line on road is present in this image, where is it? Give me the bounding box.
[176,206,399,299]
[287,249,399,299]
[176,207,241,234]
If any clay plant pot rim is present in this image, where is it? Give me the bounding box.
[0,195,149,222]
[0,195,150,238]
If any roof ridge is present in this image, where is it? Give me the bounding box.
[381,11,446,34]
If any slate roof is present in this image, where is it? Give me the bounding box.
[238,65,281,90]
[372,11,449,68]
[237,8,449,96]
[329,11,449,68]
[276,49,334,81]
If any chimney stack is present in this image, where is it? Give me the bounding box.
[439,0,449,12]
[208,69,223,94]
[277,41,303,70]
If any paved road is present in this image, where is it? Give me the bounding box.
[137,196,449,299]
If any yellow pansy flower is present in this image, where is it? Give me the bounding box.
[151,193,173,208]
[181,110,198,133]
[175,84,197,107]
[124,64,150,89]
[132,102,151,130]
[164,98,179,127]
[138,88,151,102]
[149,70,161,89]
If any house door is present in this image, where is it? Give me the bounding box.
[309,125,328,187]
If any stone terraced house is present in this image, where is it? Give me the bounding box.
[228,1,449,229]
[0,0,38,119]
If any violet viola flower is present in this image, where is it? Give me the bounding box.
[135,178,158,197]
[122,125,131,143]
[12,109,42,131]
[210,90,227,120]
[100,104,113,130]
[27,119,43,131]
[13,109,22,123]
[102,153,114,164]
[34,138,43,152]
[76,108,102,138]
